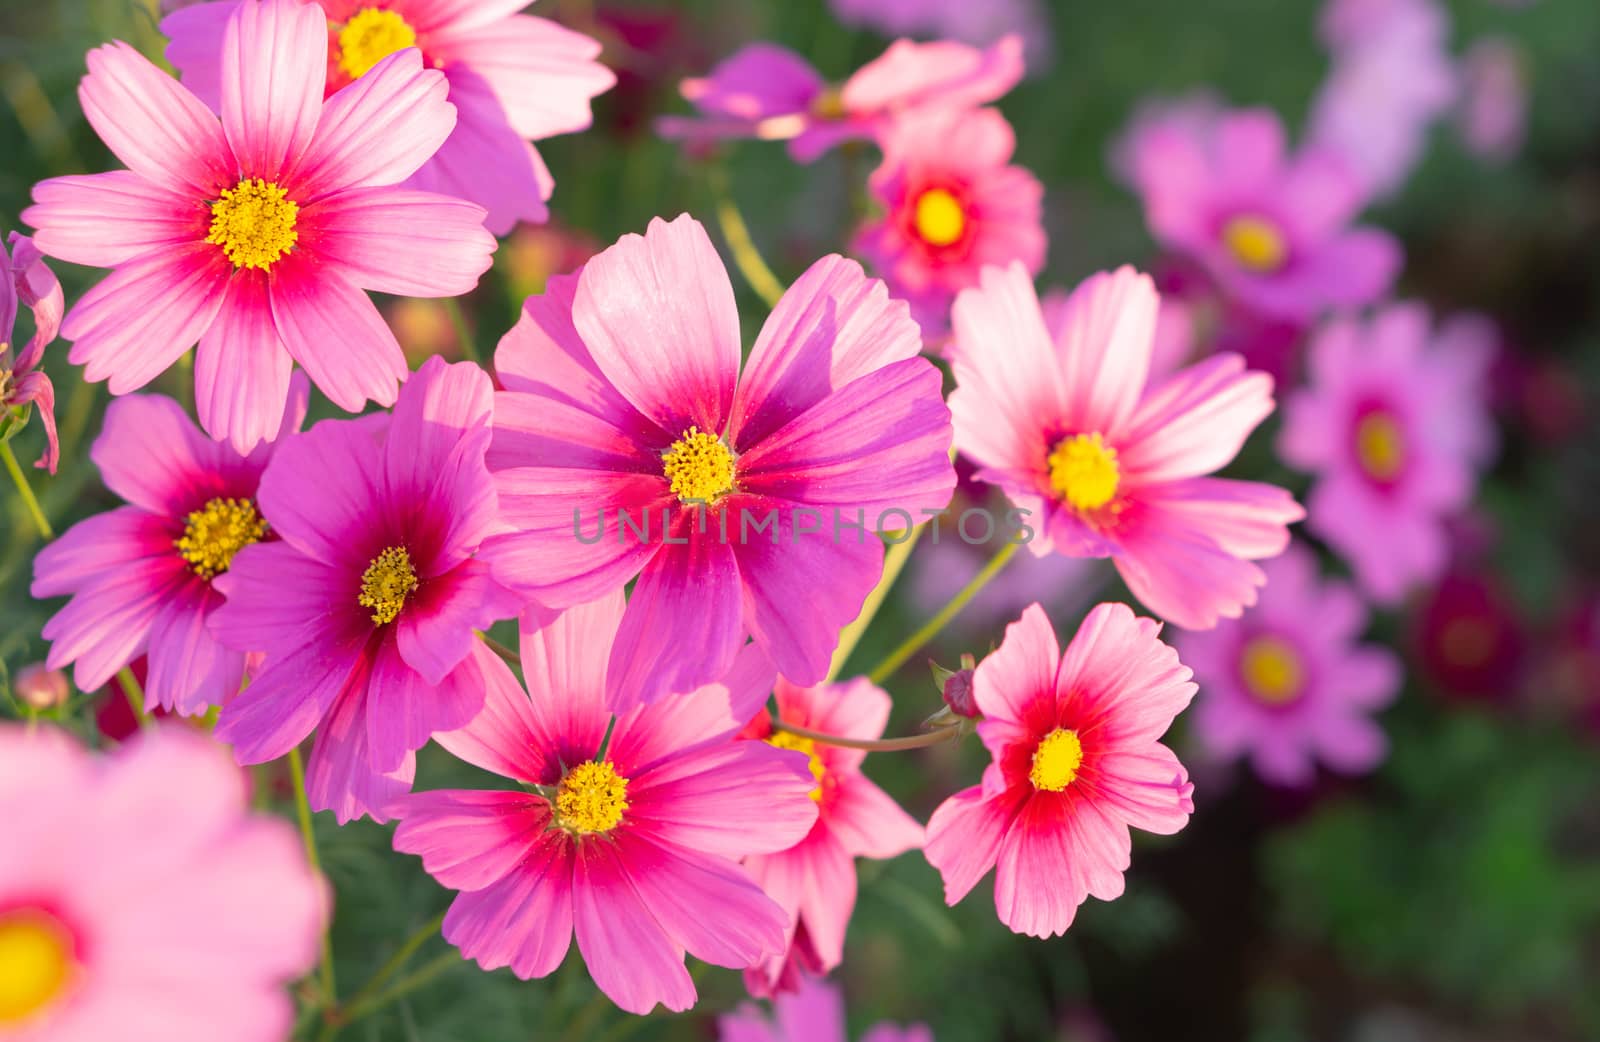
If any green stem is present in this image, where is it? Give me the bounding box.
[770,716,962,753]
[826,525,925,682]
[342,911,446,1016]
[443,297,480,365]
[116,667,152,729]
[478,631,520,667]
[324,950,460,1033]
[866,539,1022,684]
[1,440,52,540]
[288,745,337,1007]
[711,169,785,308]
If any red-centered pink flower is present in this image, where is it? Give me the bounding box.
[738,678,924,997]
[0,725,324,1041]
[854,106,1045,335]
[390,594,818,1015]
[483,214,956,708]
[23,0,495,454]
[949,263,1303,630]
[719,974,933,1042]
[1,233,63,472]
[210,357,519,823]
[1277,304,1496,604]
[924,602,1196,937]
[161,0,614,235]
[30,380,306,715]
[657,36,1022,163]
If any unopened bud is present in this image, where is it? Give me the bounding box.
[14,662,69,710]
[930,654,979,719]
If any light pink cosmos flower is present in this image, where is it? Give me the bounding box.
[948,264,1303,631]
[855,106,1045,335]
[23,0,495,454]
[720,974,932,1042]
[161,0,614,235]
[924,602,1196,937]
[484,215,956,708]
[390,594,819,1015]
[657,36,1023,163]
[210,357,520,822]
[0,725,324,1041]
[1135,107,1401,323]
[739,677,924,997]
[1278,305,1497,604]
[30,380,306,715]
[1,233,63,472]
[1173,543,1401,786]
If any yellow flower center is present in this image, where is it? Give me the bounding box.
[1239,635,1305,706]
[1222,214,1288,273]
[767,730,826,801]
[207,178,299,271]
[358,546,418,626]
[0,909,75,1026]
[337,7,418,80]
[1029,727,1084,792]
[554,760,630,834]
[1047,432,1121,512]
[662,426,736,504]
[913,188,967,248]
[810,85,847,120]
[1355,411,1405,482]
[175,497,266,579]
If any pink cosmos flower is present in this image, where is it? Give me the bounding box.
[1277,304,1496,604]
[1173,543,1401,786]
[948,263,1303,630]
[484,215,956,708]
[739,677,924,996]
[210,357,520,822]
[0,725,323,1041]
[1,233,63,472]
[161,0,614,235]
[1134,107,1401,323]
[390,593,819,1015]
[719,974,932,1042]
[657,36,1022,163]
[854,106,1045,335]
[23,0,495,454]
[30,380,306,715]
[924,602,1196,937]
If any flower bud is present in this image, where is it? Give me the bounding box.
[14,662,69,710]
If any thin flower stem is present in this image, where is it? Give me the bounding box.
[287,745,338,1008]
[443,297,480,365]
[866,539,1022,684]
[340,911,446,1020]
[769,716,962,753]
[1,440,52,540]
[478,631,520,666]
[711,169,785,308]
[328,950,461,1030]
[826,525,926,682]
[116,667,152,729]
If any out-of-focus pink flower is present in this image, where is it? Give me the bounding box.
[658,36,1023,163]
[392,595,818,1015]
[738,678,923,996]
[1278,306,1497,604]
[0,725,324,1040]
[829,0,1054,73]
[12,663,69,711]
[1175,543,1401,786]
[855,107,1045,335]
[1110,91,1226,196]
[1411,570,1525,702]
[1456,37,1527,163]
[719,974,932,1042]
[949,264,1303,630]
[0,233,63,472]
[924,602,1195,936]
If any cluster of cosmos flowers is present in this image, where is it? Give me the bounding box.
[1,0,1510,1037]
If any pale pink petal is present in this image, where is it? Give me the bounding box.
[774,976,850,1042]
[404,71,547,235]
[30,507,172,597]
[41,561,190,693]
[268,252,407,413]
[571,840,696,1015]
[433,640,548,784]
[787,834,857,969]
[606,644,778,776]
[1055,601,1195,748]
[24,171,199,268]
[1047,266,1159,438]
[515,593,618,767]
[218,0,324,178]
[301,186,494,296]
[972,603,1061,725]
[827,774,924,858]
[365,635,484,774]
[440,830,574,978]
[1119,354,1275,483]
[1092,743,1194,834]
[842,36,1024,115]
[923,784,1022,905]
[390,789,549,891]
[626,741,818,858]
[402,0,534,33]
[1113,525,1268,630]
[197,270,294,453]
[1129,478,1303,560]
[994,794,1090,937]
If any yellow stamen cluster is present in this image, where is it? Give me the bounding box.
[810,86,848,121]
[554,760,630,834]
[175,497,267,579]
[207,178,299,271]
[662,426,736,504]
[358,546,419,625]
[1239,635,1305,706]
[1355,411,1405,481]
[337,7,418,80]
[1029,727,1084,792]
[0,909,75,1026]
[1047,432,1121,512]
[913,187,967,248]
[1222,214,1289,273]
[767,730,827,801]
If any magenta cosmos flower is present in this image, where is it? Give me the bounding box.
[1135,107,1401,323]
[924,602,1196,937]
[484,215,956,708]
[949,263,1303,630]
[162,0,614,235]
[210,357,520,822]
[0,726,323,1041]
[390,593,819,1015]
[658,36,1022,163]
[739,677,923,996]
[720,975,932,1042]
[23,0,495,453]
[854,106,1044,335]
[1277,304,1496,604]
[31,381,305,714]
[1,233,63,472]
[1173,543,1401,787]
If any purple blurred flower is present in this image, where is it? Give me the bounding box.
[1,233,63,472]
[1456,37,1528,162]
[720,975,932,1042]
[829,0,1054,73]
